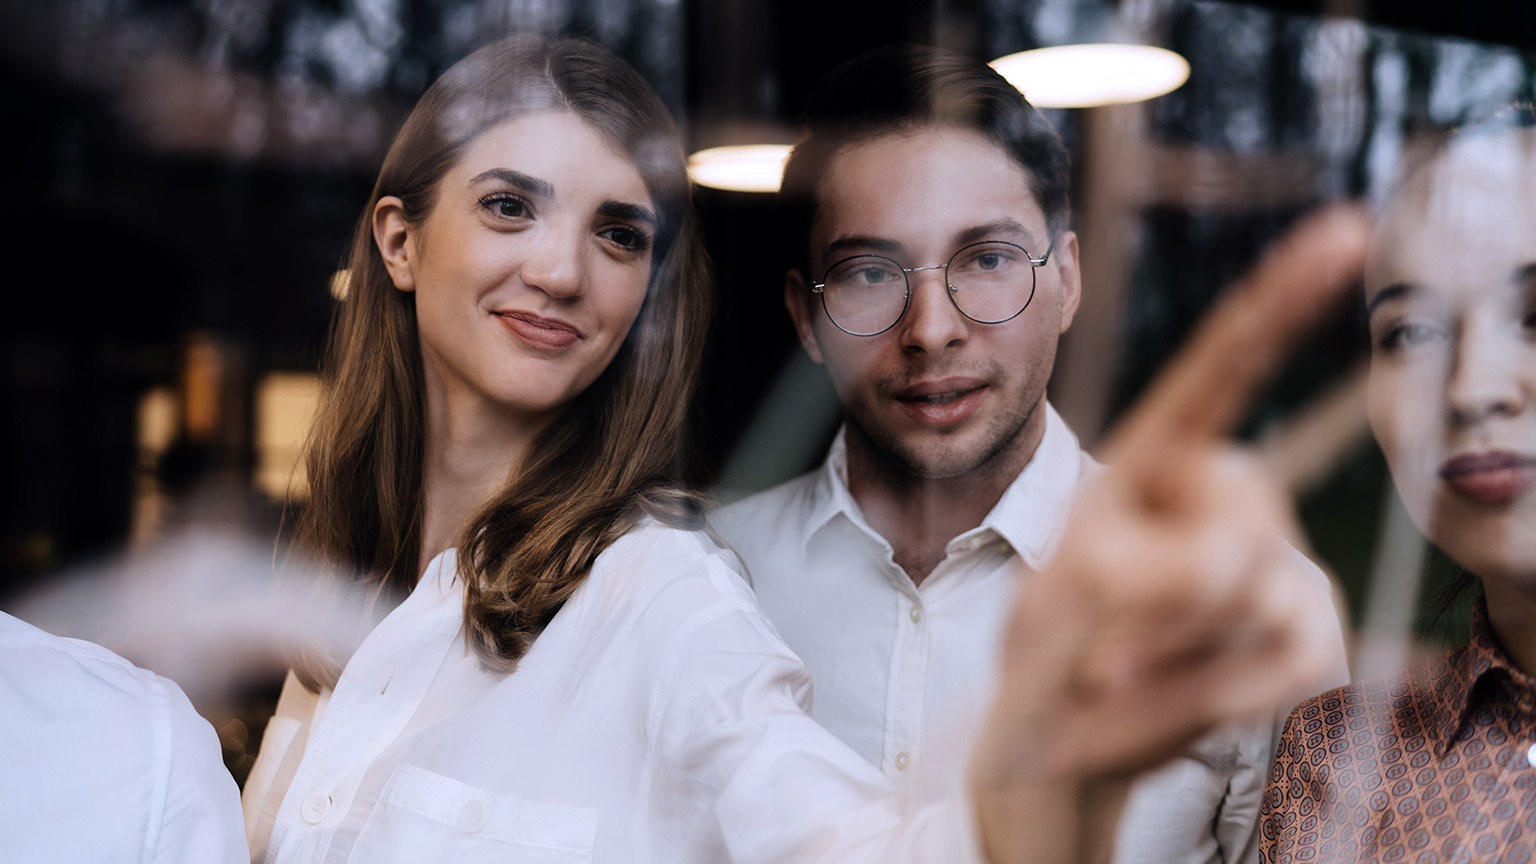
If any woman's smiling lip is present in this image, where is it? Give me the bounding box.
[493,310,582,350]
[1440,450,1536,504]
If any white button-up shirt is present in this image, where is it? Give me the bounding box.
[242,526,984,864]
[0,611,246,864]
[714,403,1286,864]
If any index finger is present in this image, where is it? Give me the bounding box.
[1103,205,1371,467]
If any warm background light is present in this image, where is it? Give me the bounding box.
[254,372,322,501]
[687,144,792,193]
[329,269,351,301]
[990,44,1190,108]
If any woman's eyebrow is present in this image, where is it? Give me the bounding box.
[598,200,657,227]
[468,168,554,198]
[1365,282,1415,315]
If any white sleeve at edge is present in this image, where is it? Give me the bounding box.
[150,678,248,864]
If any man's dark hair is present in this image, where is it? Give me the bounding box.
[781,44,1072,273]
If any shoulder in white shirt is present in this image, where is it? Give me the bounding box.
[0,610,247,864]
[714,402,1309,864]
[243,523,985,864]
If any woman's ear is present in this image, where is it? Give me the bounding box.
[373,196,417,292]
[784,269,825,364]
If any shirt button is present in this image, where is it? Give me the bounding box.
[909,606,923,623]
[458,798,489,834]
[301,792,333,824]
[894,751,911,771]
[1526,742,1536,769]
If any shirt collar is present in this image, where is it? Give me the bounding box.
[800,402,1088,568]
[419,547,461,602]
[799,428,864,548]
[982,404,1087,567]
[1428,596,1536,756]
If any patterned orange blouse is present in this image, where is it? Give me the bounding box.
[1261,601,1536,863]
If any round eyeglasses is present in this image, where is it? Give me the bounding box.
[810,240,1053,336]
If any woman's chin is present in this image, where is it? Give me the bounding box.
[1436,515,1536,586]
[488,390,572,420]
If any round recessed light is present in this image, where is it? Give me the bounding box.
[990,44,1190,108]
[688,144,793,193]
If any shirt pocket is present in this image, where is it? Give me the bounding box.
[348,762,599,864]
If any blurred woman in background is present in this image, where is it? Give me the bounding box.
[1262,117,1536,861]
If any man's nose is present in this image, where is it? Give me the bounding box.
[898,267,969,354]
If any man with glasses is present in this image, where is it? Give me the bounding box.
[714,45,1325,862]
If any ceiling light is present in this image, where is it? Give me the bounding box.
[688,144,792,193]
[990,44,1190,108]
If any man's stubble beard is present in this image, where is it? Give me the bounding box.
[847,366,1044,484]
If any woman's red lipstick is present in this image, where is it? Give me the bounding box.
[494,310,581,350]
[1440,451,1536,504]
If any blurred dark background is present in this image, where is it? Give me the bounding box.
[2,0,1533,781]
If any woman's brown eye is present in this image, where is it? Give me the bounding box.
[479,194,530,219]
[601,226,651,252]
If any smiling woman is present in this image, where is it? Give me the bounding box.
[285,37,709,683]
[375,113,659,442]
[240,36,739,862]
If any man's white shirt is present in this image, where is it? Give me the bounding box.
[714,403,1283,864]
[0,611,246,864]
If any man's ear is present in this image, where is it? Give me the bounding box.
[373,196,416,292]
[1054,230,1082,334]
[784,269,825,364]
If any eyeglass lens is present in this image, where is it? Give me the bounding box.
[819,241,1037,336]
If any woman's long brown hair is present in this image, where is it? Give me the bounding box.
[292,36,710,689]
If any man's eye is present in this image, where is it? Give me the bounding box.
[857,268,895,284]
[977,253,1001,270]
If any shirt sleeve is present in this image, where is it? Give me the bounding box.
[0,618,246,864]
[149,677,248,864]
[642,570,987,864]
[1218,546,1349,864]
[1214,719,1278,864]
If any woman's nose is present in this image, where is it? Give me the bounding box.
[521,232,584,299]
[1447,318,1528,425]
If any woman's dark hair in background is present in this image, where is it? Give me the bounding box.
[292,36,711,688]
[779,44,1072,273]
